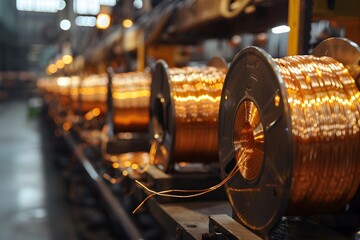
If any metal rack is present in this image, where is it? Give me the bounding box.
[61,125,261,240]
[60,125,357,240]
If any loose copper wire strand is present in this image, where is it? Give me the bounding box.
[272,55,360,214]
[112,72,151,132]
[155,66,226,164]
[133,149,250,213]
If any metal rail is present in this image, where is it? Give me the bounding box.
[63,133,144,240]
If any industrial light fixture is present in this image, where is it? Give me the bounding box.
[60,19,71,31]
[122,18,133,28]
[62,42,73,64]
[16,0,59,12]
[56,59,65,69]
[96,13,111,29]
[133,0,143,9]
[57,0,66,10]
[73,0,115,15]
[57,77,71,87]
[101,0,116,6]
[47,64,57,74]
[62,55,73,64]
[73,0,100,15]
[75,16,96,27]
[271,25,290,34]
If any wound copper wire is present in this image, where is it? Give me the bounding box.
[57,76,71,108]
[133,64,228,212]
[272,55,360,214]
[69,76,81,112]
[136,56,360,214]
[112,72,151,132]
[153,66,226,166]
[80,74,108,114]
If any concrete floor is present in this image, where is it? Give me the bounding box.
[0,100,77,240]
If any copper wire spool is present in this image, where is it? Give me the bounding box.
[218,38,360,238]
[150,58,227,172]
[112,72,151,132]
[80,74,108,114]
[37,77,47,94]
[69,75,81,112]
[56,76,71,108]
[311,37,360,89]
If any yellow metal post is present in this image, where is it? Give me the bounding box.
[288,0,301,55]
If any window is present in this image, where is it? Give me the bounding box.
[16,0,60,13]
[73,0,116,15]
[100,0,116,6]
[73,0,100,15]
[75,16,97,27]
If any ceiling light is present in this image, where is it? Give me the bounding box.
[60,19,71,31]
[122,18,133,28]
[57,0,66,10]
[75,16,96,27]
[17,0,59,12]
[133,0,143,9]
[48,64,57,74]
[271,25,290,34]
[74,0,100,15]
[62,55,73,64]
[96,13,111,29]
[100,0,116,6]
[57,77,71,87]
[56,59,65,69]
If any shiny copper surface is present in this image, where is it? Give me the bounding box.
[233,100,264,181]
[153,66,226,165]
[271,55,360,214]
[69,76,81,112]
[57,76,71,107]
[226,52,360,234]
[112,72,151,132]
[80,74,108,113]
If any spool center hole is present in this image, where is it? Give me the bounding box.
[240,123,255,149]
[233,100,264,181]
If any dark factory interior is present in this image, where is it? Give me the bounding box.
[0,0,360,239]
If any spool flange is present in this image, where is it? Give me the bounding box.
[218,38,360,238]
[218,46,293,238]
[312,37,360,89]
[150,57,227,172]
[149,60,176,172]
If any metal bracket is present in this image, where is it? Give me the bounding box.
[207,214,262,240]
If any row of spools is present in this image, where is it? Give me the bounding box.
[38,38,360,238]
